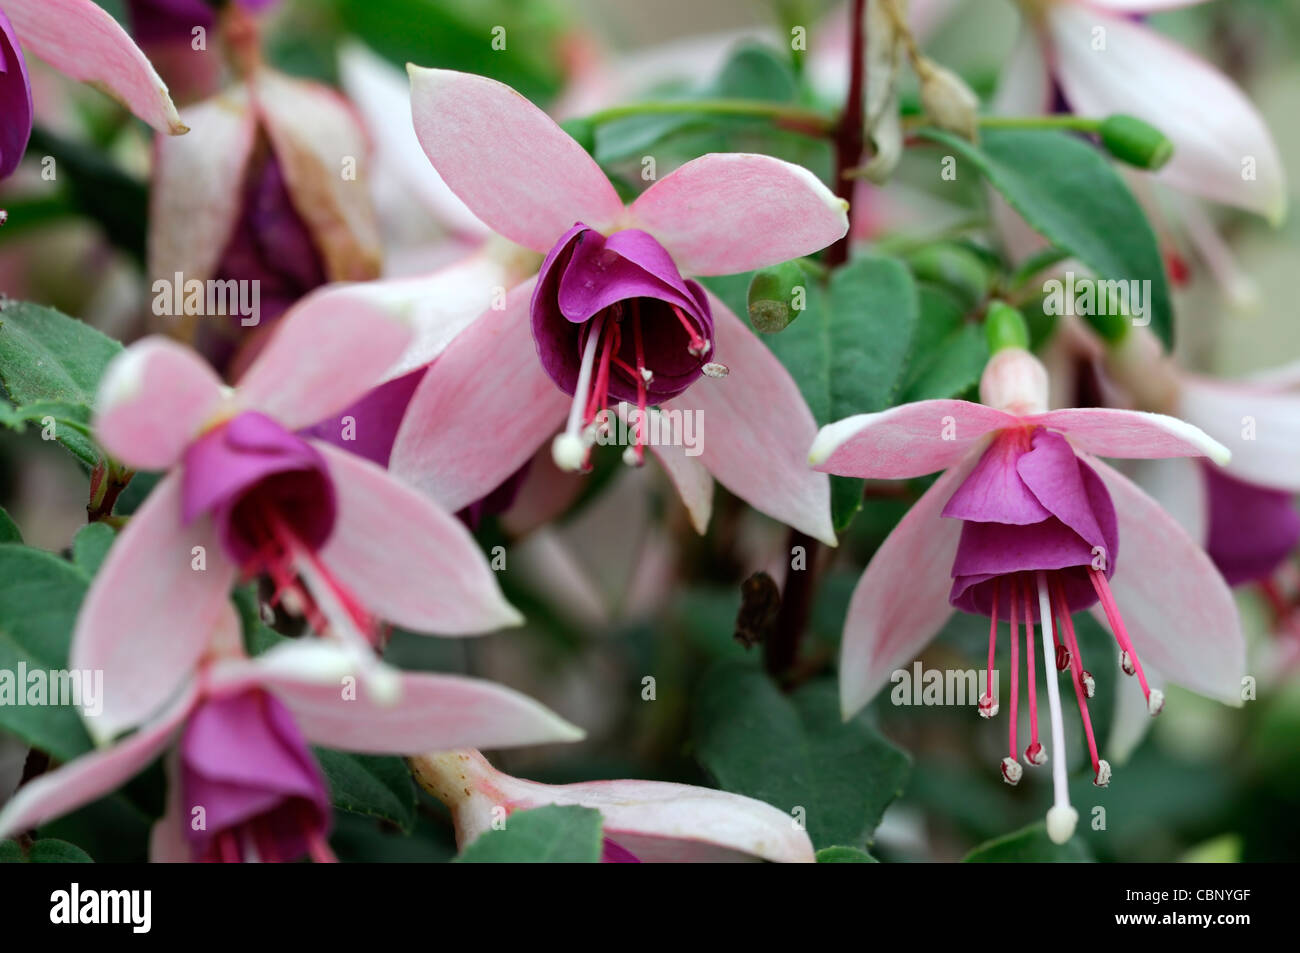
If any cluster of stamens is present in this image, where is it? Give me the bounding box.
[552,300,723,473]
[978,567,1163,843]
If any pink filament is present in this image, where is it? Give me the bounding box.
[1008,575,1019,760]
[1023,582,1040,757]
[1054,580,1102,775]
[1089,568,1152,701]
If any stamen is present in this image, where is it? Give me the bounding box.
[701,362,729,378]
[671,304,710,356]
[1051,610,1070,671]
[1023,582,1045,766]
[979,578,999,719]
[553,314,605,471]
[1008,575,1020,766]
[1036,571,1077,845]
[1000,756,1022,786]
[1054,579,1106,786]
[1089,568,1160,715]
[632,301,648,466]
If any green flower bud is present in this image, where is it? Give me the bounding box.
[747,260,810,333]
[1099,115,1173,171]
[984,301,1030,354]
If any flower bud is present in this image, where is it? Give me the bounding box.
[979,345,1049,416]
[983,301,1030,355]
[1099,114,1173,171]
[918,58,979,140]
[747,260,810,333]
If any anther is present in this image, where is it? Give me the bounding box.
[1000,757,1022,786]
[978,693,998,718]
[1080,670,1095,698]
[1147,689,1165,716]
[1024,742,1047,766]
[1120,650,1136,676]
[701,362,729,378]
[1055,645,1071,671]
[622,446,644,468]
[1094,759,1112,788]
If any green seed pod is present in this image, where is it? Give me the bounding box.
[747,260,810,333]
[1099,115,1173,171]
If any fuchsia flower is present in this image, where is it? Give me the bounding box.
[386,68,849,546]
[1103,328,1300,587]
[411,749,813,863]
[76,289,525,742]
[810,345,1244,843]
[0,0,185,181]
[150,65,381,372]
[0,610,580,862]
[1001,0,1286,222]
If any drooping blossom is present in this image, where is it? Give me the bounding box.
[149,60,381,374]
[386,68,849,546]
[0,610,581,862]
[0,0,186,187]
[998,0,1286,223]
[410,749,813,863]
[76,288,523,742]
[1101,327,1300,587]
[810,344,1243,843]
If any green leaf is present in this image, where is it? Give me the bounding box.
[919,127,1172,347]
[816,845,878,863]
[691,665,911,850]
[72,523,116,577]
[0,544,95,762]
[454,805,603,863]
[963,822,1094,863]
[900,285,988,403]
[313,750,418,834]
[0,838,94,863]
[334,0,567,107]
[595,43,796,162]
[29,839,95,863]
[0,506,20,543]
[0,300,121,466]
[756,256,919,532]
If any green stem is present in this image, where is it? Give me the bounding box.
[580,98,835,135]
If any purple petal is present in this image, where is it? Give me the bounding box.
[182,410,336,565]
[941,428,1050,525]
[1202,461,1300,587]
[600,838,642,863]
[946,428,1118,616]
[530,224,713,404]
[0,10,34,180]
[180,688,330,863]
[200,151,327,372]
[301,368,426,468]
